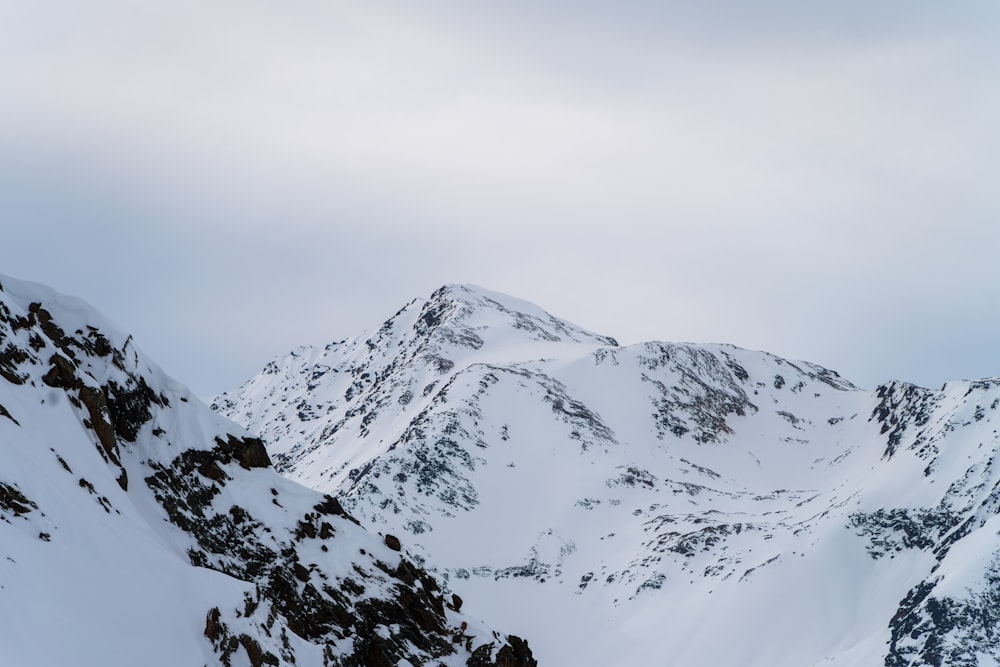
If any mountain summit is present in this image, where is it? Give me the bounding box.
[217,285,1000,666]
[214,283,617,489]
[408,284,619,348]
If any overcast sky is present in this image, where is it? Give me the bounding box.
[3,1,1000,398]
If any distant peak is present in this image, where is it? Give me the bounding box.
[415,284,618,347]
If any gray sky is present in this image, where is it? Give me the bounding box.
[3,1,1000,397]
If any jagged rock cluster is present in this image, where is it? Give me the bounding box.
[0,276,535,667]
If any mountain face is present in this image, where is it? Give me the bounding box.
[0,276,535,667]
[216,284,1000,666]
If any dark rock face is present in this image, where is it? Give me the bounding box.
[0,401,18,425]
[497,636,537,667]
[0,341,29,384]
[213,435,272,470]
[640,344,757,445]
[0,284,536,667]
[870,382,940,459]
[104,377,165,444]
[41,353,126,475]
[11,302,169,493]
[0,300,175,495]
[849,508,963,559]
[467,636,538,667]
[886,558,1000,667]
[204,606,281,667]
[144,437,533,667]
[0,482,38,519]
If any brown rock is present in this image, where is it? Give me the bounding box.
[496,635,537,667]
[237,437,272,469]
[78,385,121,466]
[42,354,77,389]
[204,607,222,642]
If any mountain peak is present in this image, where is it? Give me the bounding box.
[410,283,619,348]
[220,283,1000,665]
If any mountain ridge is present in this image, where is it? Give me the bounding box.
[0,273,536,667]
[216,284,1000,666]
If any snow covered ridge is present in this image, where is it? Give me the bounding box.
[0,275,536,667]
[218,283,1000,666]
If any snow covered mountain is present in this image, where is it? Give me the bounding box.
[0,275,535,667]
[216,284,1000,666]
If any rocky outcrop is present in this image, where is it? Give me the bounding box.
[0,276,536,667]
[0,481,37,519]
[144,417,532,666]
[468,636,538,667]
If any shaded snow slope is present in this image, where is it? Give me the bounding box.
[0,275,535,667]
[217,284,1000,666]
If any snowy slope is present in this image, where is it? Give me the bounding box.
[216,284,1000,666]
[0,276,535,667]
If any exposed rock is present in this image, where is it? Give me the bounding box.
[204,607,222,643]
[214,435,272,470]
[0,278,537,667]
[0,402,18,425]
[78,385,121,467]
[204,606,281,667]
[28,303,70,351]
[641,343,757,445]
[0,343,29,385]
[496,636,537,667]
[467,636,538,667]
[849,507,962,559]
[870,382,940,459]
[0,482,38,518]
[41,353,76,389]
[144,442,528,667]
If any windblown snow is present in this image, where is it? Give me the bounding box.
[0,276,535,667]
[215,284,1000,667]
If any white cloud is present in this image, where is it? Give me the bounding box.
[3,1,1000,393]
